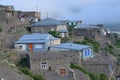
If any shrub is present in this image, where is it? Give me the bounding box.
[0,28,2,32]
[114,39,120,47]
[33,74,44,80]
[16,58,44,80]
[74,38,100,52]
[19,67,32,76]
[49,31,61,38]
[15,58,29,68]
[113,33,118,39]
[88,73,96,80]
[99,74,108,80]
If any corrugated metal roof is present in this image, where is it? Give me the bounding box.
[15,33,59,44]
[31,17,65,27]
[51,43,91,51]
[75,24,100,29]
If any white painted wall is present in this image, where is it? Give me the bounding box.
[61,33,65,38]
[101,28,107,36]
[56,25,67,31]
[15,44,26,51]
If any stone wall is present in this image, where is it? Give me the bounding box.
[30,57,70,76]
[31,26,57,33]
[73,28,103,41]
[70,35,84,42]
[28,51,82,75]
[82,54,117,80]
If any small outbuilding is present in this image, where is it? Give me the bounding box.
[50,43,93,61]
[14,33,60,52]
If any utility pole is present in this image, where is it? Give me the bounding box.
[46,12,48,18]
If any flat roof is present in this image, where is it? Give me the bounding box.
[50,43,91,51]
[15,33,59,44]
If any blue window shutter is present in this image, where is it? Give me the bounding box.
[85,50,87,56]
[88,49,90,56]
[84,50,86,56]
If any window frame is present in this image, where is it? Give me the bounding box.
[40,62,48,70]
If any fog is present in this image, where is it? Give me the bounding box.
[1,0,120,24]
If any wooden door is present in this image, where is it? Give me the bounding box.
[60,69,66,76]
[28,43,33,51]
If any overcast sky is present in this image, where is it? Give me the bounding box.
[0,0,120,24]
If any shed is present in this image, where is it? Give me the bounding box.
[50,43,93,61]
[14,33,60,52]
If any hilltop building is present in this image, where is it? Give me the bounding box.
[30,18,68,38]
[0,4,41,23]
[73,24,107,41]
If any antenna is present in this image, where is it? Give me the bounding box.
[46,12,48,18]
[36,5,39,17]
[36,5,38,12]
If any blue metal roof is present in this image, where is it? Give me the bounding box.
[15,33,59,44]
[75,24,100,29]
[31,18,65,27]
[51,43,91,51]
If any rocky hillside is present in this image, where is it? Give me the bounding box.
[0,17,29,49]
[0,65,30,80]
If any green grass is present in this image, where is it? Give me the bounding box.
[49,31,61,38]
[16,58,44,80]
[74,38,100,52]
[70,63,108,80]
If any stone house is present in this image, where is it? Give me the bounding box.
[14,33,61,52]
[30,18,68,38]
[0,4,41,23]
[28,52,70,77]
[27,51,91,80]
[0,5,14,19]
[50,42,93,61]
[18,11,41,23]
[73,24,107,41]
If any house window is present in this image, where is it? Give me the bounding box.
[18,45,22,49]
[51,28,55,31]
[35,44,42,48]
[69,22,72,26]
[35,28,39,32]
[73,22,76,25]
[40,62,48,69]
